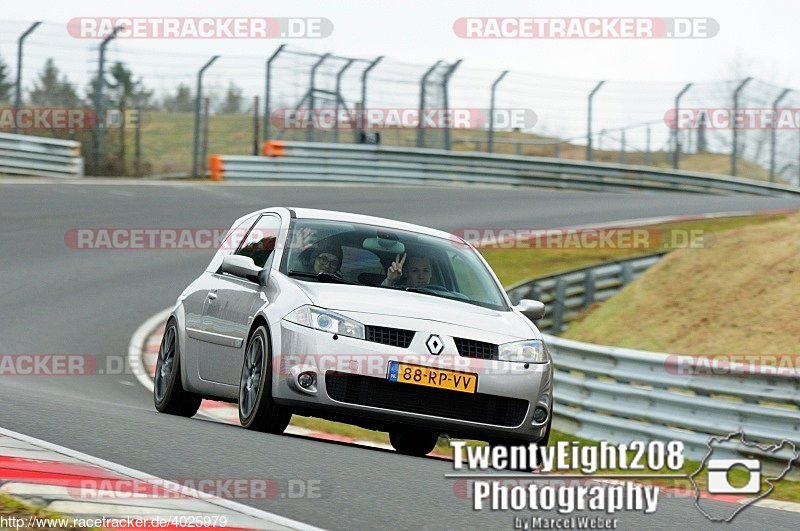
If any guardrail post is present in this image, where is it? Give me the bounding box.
[770,88,791,182]
[621,262,634,285]
[671,83,693,169]
[586,81,605,161]
[731,77,752,176]
[488,70,509,153]
[333,59,355,143]
[192,55,219,178]
[13,21,41,134]
[552,278,567,333]
[583,270,596,307]
[417,60,442,148]
[262,44,285,144]
[93,25,124,175]
[358,56,383,141]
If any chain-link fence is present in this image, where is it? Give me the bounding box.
[1,19,798,183]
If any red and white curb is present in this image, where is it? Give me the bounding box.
[0,427,324,530]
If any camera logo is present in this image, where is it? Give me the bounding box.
[706,459,761,494]
[690,432,799,522]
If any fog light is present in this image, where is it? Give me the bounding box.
[533,407,548,423]
[298,372,316,389]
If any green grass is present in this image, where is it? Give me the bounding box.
[0,493,97,530]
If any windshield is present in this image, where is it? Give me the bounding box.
[281,219,509,311]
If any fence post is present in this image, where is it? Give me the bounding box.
[619,129,626,164]
[252,95,260,155]
[262,44,285,144]
[134,106,142,177]
[358,56,383,141]
[93,25,124,175]
[442,59,462,151]
[306,53,330,142]
[770,88,791,182]
[201,97,210,178]
[192,55,219,177]
[417,60,442,148]
[672,82,693,169]
[645,126,651,165]
[586,81,605,161]
[13,21,41,134]
[333,58,355,143]
[488,70,509,153]
[731,77,752,176]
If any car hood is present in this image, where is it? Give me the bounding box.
[292,280,537,341]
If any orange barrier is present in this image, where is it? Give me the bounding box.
[262,140,285,157]
[208,154,223,181]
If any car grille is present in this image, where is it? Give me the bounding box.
[454,337,499,360]
[325,372,528,427]
[365,325,415,348]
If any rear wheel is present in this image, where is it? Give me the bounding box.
[239,326,291,433]
[389,430,439,456]
[153,319,202,417]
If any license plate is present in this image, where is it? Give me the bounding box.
[387,361,477,393]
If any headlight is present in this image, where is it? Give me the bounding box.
[283,305,365,340]
[498,339,549,363]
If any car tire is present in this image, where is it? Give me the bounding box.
[153,319,202,417]
[238,325,291,433]
[389,430,439,456]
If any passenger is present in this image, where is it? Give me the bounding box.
[382,253,433,287]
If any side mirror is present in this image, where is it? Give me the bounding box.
[515,299,546,320]
[221,255,265,284]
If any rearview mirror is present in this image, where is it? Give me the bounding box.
[515,299,546,320]
[221,255,265,284]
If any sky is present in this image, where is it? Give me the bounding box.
[2,0,799,87]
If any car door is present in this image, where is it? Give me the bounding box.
[198,213,283,386]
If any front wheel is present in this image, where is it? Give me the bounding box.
[389,430,439,456]
[239,326,291,433]
[153,319,202,417]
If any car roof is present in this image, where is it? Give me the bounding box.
[261,207,461,242]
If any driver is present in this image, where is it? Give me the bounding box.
[382,253,432,288]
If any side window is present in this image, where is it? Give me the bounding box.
[206,214,258,273]
[236,215,282,268]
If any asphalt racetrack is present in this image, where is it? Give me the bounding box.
[1,181,799,529]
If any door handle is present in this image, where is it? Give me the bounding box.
[207,292,217,300]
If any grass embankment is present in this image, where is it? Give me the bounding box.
[122,110,776,181]
[562,212,800,355]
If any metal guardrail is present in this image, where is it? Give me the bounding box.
[506,254,800,469]
[0,132,84,178]
[209,141,800,197]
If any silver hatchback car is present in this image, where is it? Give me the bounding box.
[154,207,552,456]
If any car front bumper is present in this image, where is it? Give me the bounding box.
[271,320,553,442]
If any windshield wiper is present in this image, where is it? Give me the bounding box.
[404,286,447,297]
[287,270,357,285]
